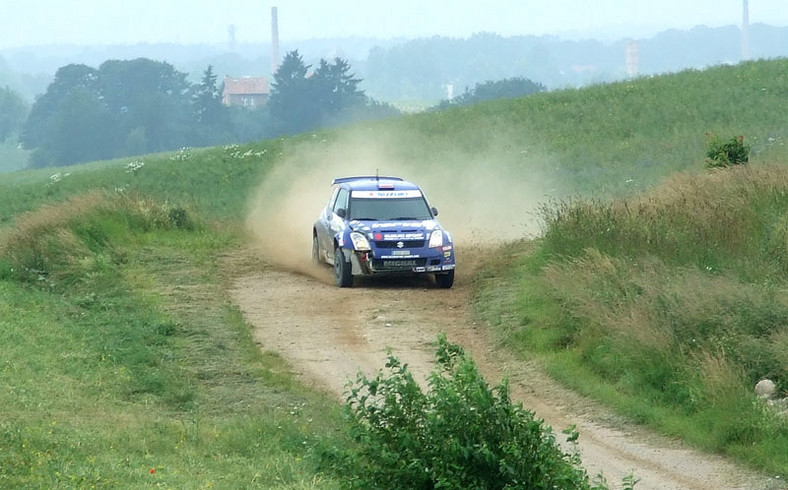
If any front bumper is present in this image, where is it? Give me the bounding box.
[350,247,455,275]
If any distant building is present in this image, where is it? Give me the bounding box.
[222,76,269,108]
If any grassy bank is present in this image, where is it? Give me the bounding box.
[0,193,346,487]
[477,162,788,476]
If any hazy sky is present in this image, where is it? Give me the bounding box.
[2,0,786,49]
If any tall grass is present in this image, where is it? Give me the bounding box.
[493,163,788,475]
[540,163,788,281]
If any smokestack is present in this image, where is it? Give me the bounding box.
[626,40,639,78]
[742,0,750,60]
[228,24,236,51]
[271,6,280,74]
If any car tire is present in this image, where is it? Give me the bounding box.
[312,235,321,264]
[334,246,353,287]
[435,270,454,289]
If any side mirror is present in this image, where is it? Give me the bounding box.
[336,208,346,219]
[431,207,439,217]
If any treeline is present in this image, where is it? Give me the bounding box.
[0,86,27,143]
[267,51,399,136]
[430,77,545,111]
[13,51,399,169]
[359,26,788,102]
[2,47,548,169]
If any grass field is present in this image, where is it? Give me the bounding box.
[1,58,787,485]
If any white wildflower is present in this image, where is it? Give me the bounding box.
[125,161,145,173]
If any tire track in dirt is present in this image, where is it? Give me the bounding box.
[229,253,783,490]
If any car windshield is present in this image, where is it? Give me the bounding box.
[349,197,432,221]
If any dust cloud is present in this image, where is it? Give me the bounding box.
[245,126,553,277]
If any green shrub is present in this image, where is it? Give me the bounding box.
[341,334,601,490]
[705,133,750,168]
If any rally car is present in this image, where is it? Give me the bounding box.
[312,176,456,288]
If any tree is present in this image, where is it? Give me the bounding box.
[191,65,231,145]
[22,59,197,167]
[311,57,366,126]
[27,86,115,168]
[21,64,100,152]
[267,50,313,135]
[50,87,115,165]
[466,76,545,103]
[98,58,193,153]
[193,65,223,124]
[432,76,546,110]
[268,51,374,136]
[0,86,28,142]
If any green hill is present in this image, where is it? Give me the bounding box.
[1,58,787,485]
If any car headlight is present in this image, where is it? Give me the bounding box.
[428,230,443,248]
[350,232,371,251]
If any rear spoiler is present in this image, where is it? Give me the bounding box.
[332,176,403,185]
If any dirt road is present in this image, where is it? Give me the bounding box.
[229,250,783,490]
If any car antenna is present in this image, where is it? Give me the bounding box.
[376,169,379,183]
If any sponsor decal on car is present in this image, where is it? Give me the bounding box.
[370,221,423,229]
[383,260,419,267]
[351,190,422,199]
[381,233,425,240]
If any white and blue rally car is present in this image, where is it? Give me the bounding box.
[312,176,456,288]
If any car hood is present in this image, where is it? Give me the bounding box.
[349,219,440,240]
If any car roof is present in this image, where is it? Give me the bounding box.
[333,176,421,192]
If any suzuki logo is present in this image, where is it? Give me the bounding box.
[396,241,405,248]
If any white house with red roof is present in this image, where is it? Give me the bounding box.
[222,76,270,108]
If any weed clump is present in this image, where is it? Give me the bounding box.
[705,133,750,168]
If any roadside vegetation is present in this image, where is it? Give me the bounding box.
[477,163,788,475]
[2,58,788,485]
[341,335,606,489]
[0,190,350,487]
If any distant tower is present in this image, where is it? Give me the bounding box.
[228,24,237,51]
[626,40,639,78]
[742,0,750,60]
[271,7,280,74]
[445,83,455,100]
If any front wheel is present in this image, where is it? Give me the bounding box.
[435,270,454,289]
[334,247,353,287]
